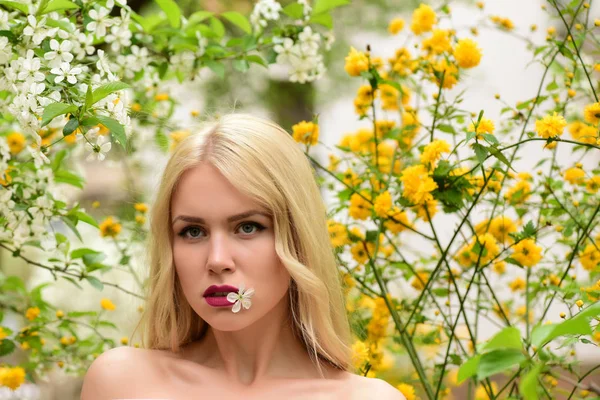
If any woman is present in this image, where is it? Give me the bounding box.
[80,113,404,399]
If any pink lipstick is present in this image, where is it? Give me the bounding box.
[203,284,238,308]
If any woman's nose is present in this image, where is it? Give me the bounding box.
[206,232,236,274]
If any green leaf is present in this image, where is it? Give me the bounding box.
[209,16,225,37]
[155,0,181,28]
[54,169,84,188]
[42,102,77,127]
[96,320,117,329]
[63,118,79,136]
[95,115,127,150]
[488,146,514,172]
[2,276,27,294]
[220,11,251,34]
[51,149,68,172]
[46,18,75,32]
[472,143,488,164]
[437,124,456,134]
[61,215,83,242]
[482,133,498,145]
[309,12,333,29]
[531,301,600,348]
[233,59,249,73]
[0,1,28,13]
[477,349,526,380]
[67,311,97,318]
[457,354,481,384]
[91,81,131,106]
[206,60,225,79]
[155,130,168,152]
[520,362,543,400]
[246,54,268,68]
[480,327,523,353]
[545,81,558,91]
[40,0,79,14]
[63,276,83,290]
[187,10,213,25]
[84,84,93,113]
[0,339,15,357]
[75,211,98,228]
[70,248,99,259]
[84,276,104,291]
[283,3,304,19]
[312,0,350,15]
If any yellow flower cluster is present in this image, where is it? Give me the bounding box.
[454,38,483,68]
[504,179,531,205]
[512,239,543,267]
[490,15,515,30]
[420,139,451,168]
[388,17,405,35]
[99,216,122,238]
[456,233,500,267]
[344,47,369,77]
[0,366,25,390]
[291,121,319,146]
[169,129,191,151]
[579,244,599,271]
[339,128,375,154]
[349,190,372,220]
[467,117,495,139]
[474,216,517,244]
[583,102,600,125]
[100,298,116,311]
[535,112,566,138]
[388,47,417,77]
[25,307,40,321]
[422,29,452,54]
[396,383,417,400]
[354,85,376,116]
[384,207,412,233]
[563,166,585,184]
[411,4,437,35]
[400,164,438,205]
[7,132,26,155]
[327,220,350,248]
[568,121,597,144]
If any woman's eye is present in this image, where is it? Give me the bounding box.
[177,222,265,240]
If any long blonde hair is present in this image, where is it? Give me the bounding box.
[133,113,354,376]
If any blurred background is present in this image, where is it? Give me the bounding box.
[1,0,599,398]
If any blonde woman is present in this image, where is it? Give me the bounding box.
[81,113,404,399]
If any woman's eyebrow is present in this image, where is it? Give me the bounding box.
[171,209,272,226]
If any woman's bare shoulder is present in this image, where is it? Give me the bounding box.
[348,374,406,400]
[80,346,164,400]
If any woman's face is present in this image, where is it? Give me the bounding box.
[171,162,291,331]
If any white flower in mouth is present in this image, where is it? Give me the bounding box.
[226,283,255,313]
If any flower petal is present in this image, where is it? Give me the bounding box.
[226,293,237,303]
[232,300,241,313]
[241,299,252,310]
[244,288,255,298]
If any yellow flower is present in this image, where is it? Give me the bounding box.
[134,203,148,213]
[454,38,483,68]
[120,337,129,345]
[327,220,350,248]
[420,139,451,168]
[568,121,597,144]
[432,59,459,89]
[0,366,26,390]
[487,216,517,244]
[388,17,405,34]
[493,260,506,275]
[100,298,116,311]
[351,340,370,368]
[0,327,7,341]
[411,271,430,291]
[413,199,438,221]
[374,191,393,218]
[169,129,191,151]
[490,15,514,31]
[60,336,70,346]
[55,310,64,318]
[384,207,412,233]
[512,239,543,267]
[344,47,369,77]
[292,121,319,146]
[509,277,526,292]
[99,216,122,238]
[6,132,26,155]
[467,117,495,138]
[583,102,600,125]
[504,180,531,204]
[579,244,599,271]
[411,4,437,35]
[396,383,417,400]
[469,233,500,265]
[400,164,438,205]
[154,93,169,101]
[586,176,600,193]
[135,215,146,225]
[25,307,40,321]
[351,242,375,264]
[422,29,452,54]
[564,167,585,184]
[535,112,566,138]
[349,191,372,220]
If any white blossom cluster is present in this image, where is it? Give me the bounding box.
[273,26,334,83]
[250,0,283,32]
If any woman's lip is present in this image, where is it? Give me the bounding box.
[205,296,235,307]
[203,284,238,297]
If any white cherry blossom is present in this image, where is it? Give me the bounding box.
[86,134,112,161]
[86,7,113,38]
[50,62,82,84]
[44,39,74,68]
